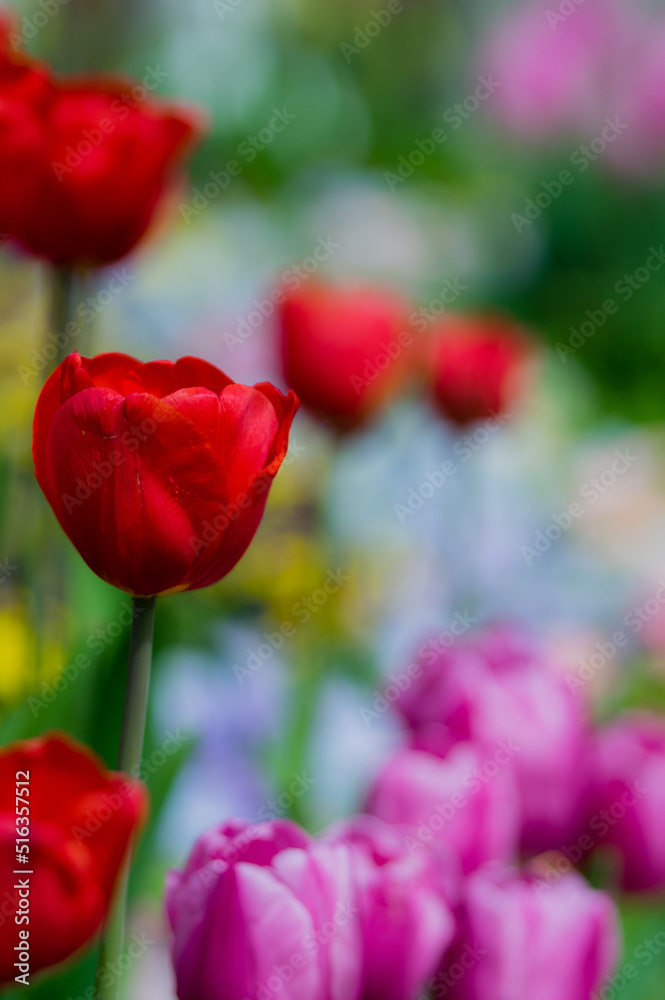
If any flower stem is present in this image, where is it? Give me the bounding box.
[94,595,156,1000]
[31,266,78,671]
[116,596,157,774]
[50,264,76,370]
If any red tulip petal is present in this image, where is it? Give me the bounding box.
[0,819,103,982]
[44,388,226,595]
[34,353,297,595]
[0,734,112,815]
[252,383,300,473]
[218,384,281,498]
[0,734,146,984]
[162,387,223,456]
[173,355,235,395]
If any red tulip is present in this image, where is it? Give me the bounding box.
[278,282,412,431]
[33,352,298,596]
[0,44,52,244]
[0,73,202,265]
[0,733,146,984]
[427,314,531,426]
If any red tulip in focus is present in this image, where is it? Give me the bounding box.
[427,314,531,426]
[0,733,146,984]
[278,282,412,431]
[33,353,298,597]
[0,69,202,265]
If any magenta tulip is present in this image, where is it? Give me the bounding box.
[329,815,456,1000]
[589,713,665,892]
[366,743,519,874]
[611,18,665,175]
[166,819,363,1000]
[481,0,628,140]
[395,626,591,855]
[436,863,620,999]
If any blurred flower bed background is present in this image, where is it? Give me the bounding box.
[3,0,665,997]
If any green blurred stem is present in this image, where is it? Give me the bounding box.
[94,595,156,1000]
[280,659,323,827]
[50,264,76,370]
[30,266,78,668]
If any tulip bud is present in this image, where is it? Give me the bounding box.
[366,743,520,874]
[588,713,665,892]
[426,314,531,426]
[395,625,591,856]
[166,819,363,1000]
[0,733,146,984]
[0,71,204,265]
[32,352,298,596]
[480,0,631,140]
[277,282,413,431]
[328,815,456,1000]
[437,863,620,1000]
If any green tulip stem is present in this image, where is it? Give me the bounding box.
[94,595,156,1000]
[50,265,77,370]
[32,265,79,671]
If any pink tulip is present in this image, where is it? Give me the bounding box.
[610,18,665,175]
[366,743,520,874]
[437,863,620,999]
[589,713,665,892]
[395,626,591,855]
[329,815,456,1000]
[166,819,363,1000]
[481,0,630,140]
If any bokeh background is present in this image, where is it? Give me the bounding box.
[3,0,665,996]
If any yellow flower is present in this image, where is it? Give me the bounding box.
[0,606,62,708]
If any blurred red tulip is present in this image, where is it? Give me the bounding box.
[33,352,298,596]
[0,42,52,245]
[427,314,531,426]
[589,713,665,892]
[0,733,146,984]
[0,72,203,266]
[278,282,413,431]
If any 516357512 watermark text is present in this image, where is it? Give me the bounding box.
[14,769,31,985]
